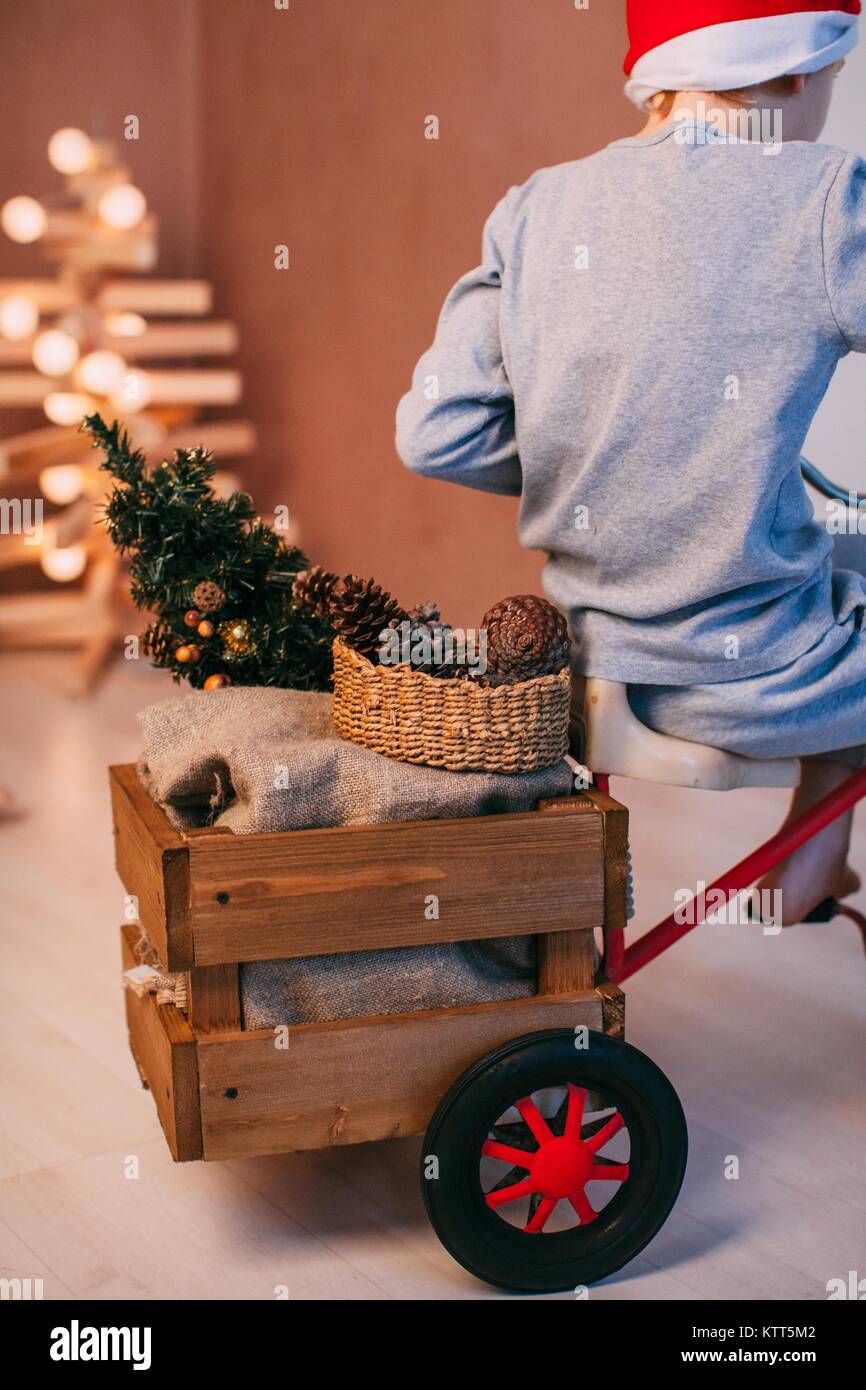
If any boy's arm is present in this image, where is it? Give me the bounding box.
[395,192,521,496]
[822,153,866,353]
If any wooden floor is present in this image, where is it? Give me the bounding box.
[1,650,864,1301]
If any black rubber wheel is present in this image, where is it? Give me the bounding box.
[421,1029,687,1294]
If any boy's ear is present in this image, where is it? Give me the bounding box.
[784,74,807,95]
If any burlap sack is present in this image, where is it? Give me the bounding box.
[138,686,573,1027]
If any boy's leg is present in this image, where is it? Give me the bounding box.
[757,755,862,925]
[757,535,866,923]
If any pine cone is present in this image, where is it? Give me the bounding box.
[408,600,441,625]
[403,621,466,679]
[292,565,340,620]
[482,595,571,684]
[331,575,408,663]
[192,579,225,615]
[141,622,174,664]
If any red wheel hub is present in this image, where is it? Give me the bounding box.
[481,1084,630,1234]
[530,1135,594,1200]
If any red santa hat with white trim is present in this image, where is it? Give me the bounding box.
[624,1,861,108]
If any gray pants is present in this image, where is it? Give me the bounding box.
[629,537,866,769]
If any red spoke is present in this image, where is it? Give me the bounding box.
[569,1189,598,1225]
[482,1139,534,1170]
[590,1163,629,1183]
[524,1196,558,1233]
[515,1096,554,1146]
[564,1084,587,1137]
[485,1177,534,1210]
[586,1112,624,1154]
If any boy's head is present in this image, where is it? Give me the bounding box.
[625,1,860,141]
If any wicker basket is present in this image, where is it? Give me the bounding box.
[331,638,571,774]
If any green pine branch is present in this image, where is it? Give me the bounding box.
[83,413,334,690]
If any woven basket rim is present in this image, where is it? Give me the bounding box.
[331,636,571,696]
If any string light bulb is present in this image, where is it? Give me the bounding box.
[98,183,147,230]
[43,391,93,426]
[1,195,47,243]
[103,311,146,337]
[0,295,38,340]
[76,349,126,395]
[32,328,80,377]
[47,127,96,175]
[39,464,85,506]
[41,543,88,583]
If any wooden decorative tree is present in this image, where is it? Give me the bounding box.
[0,126,257,692]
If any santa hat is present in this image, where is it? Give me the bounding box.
[625,1,861,108]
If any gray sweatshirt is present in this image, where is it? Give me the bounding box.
[395,121,866,686]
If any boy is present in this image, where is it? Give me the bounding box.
[396,1,865,924]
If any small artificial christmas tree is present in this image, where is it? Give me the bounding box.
[85,413,333,690]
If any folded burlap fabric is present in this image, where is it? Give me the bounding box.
[137,686,572,1026]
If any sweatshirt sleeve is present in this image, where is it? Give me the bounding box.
[822,153,866,353]
[395,191,521,496]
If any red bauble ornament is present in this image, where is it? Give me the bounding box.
[184,609,202,628]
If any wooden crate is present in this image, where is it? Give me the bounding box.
[111,765,628,1162]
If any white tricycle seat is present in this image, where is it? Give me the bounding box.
[575,676,800,792]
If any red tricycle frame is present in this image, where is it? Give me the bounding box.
[597,765,866,982]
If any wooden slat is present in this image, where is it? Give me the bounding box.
[0,591,103,644]
[121,924,202,1161]
[196,991,604,1160]
[186,965,242,1033]
[142,420,256,463]
[136,368,242,407]
[97,279,213,315]
[0,372,50,406]
[586,787,630,934]
[185,807,605,965]
[0,278,78,312]
[102,320,239,359]
[0,424,84,480]
[540,789,629,934]
[537,929,595,993]
[109,765,192,970]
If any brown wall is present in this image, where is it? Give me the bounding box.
[1,0,633,626]
[197,0,633,623]
[0,0,201,276]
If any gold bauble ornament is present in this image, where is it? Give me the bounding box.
[219,618,252,655]
[197,619,215,638]
[203,672,232,690]
[175,643,201,664]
